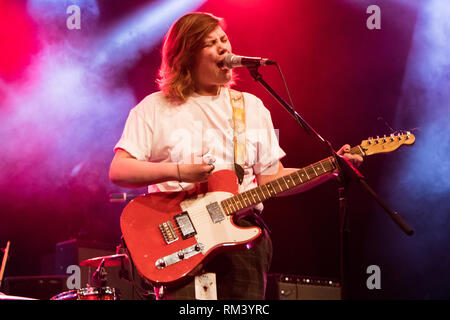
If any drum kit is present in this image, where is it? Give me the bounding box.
[50,253,130,300]
[1,253,130,301]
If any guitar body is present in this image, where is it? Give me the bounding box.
[120,170,261,285]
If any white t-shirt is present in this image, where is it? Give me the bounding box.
[114,87,286,194]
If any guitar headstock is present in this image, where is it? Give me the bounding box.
[360,131,415,156]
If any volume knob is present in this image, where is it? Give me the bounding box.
[156,259,166,269]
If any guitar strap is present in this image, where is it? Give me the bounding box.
[228,89,271,234]
[228,88,246,185]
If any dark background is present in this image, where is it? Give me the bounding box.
[1,0,449,299]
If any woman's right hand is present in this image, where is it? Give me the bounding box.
[177,149,215,183]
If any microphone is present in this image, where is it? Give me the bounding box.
[223,53,276,69]
[109,193,142,203]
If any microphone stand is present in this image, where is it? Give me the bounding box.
[246,66,414,300]
[92,258,107,288]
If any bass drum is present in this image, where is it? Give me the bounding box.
[51,287,118,300]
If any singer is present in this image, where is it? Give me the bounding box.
[109,12,362,300]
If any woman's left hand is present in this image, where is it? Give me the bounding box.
[336,144,363,168]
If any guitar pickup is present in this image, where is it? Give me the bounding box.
[174,212,196,240]
[159,221,178,244]
[206,202,225,223]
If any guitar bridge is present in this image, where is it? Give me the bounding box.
[159,221,178,244]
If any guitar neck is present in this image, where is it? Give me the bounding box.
[220,145,364,215]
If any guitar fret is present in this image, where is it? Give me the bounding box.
[296,171,303,183]
[274,178,283,193]
[227,201,233,214]
[281,176,289,189]
[247,190,256,204]
[313,162,324,175]
[221,200,230,215]
[284,175,295,188]
[237,194,245,209]
[262,184,271,199]
[241,192,251,207]
[237,194,245,207]
[299,169,308,182]
[312,165,318,176]
[291,172,301,185]
[262,184,269,198]
[304,168,310,180]
[357,145,365,156]
[257,187,265,200]
[268,182,277,196]
[265,183,273,197]
[328,158,335,171]
[252,189,262,202]
[246,192,253,206]
[227,200,234,215]
[305,166,316,178]
[230,197,240,211]
[320,160,326,172]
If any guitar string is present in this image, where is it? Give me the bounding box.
[167,170,315,233]
[139,140,409,241]
[164,141,409,235]
[163,161,337,234]
[159,144,387,234]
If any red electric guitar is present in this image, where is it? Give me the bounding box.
[121,132,415,285]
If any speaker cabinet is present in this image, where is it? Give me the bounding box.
[267,273,341,300]
[3,275,68,300]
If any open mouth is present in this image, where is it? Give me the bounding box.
[217,60,230,71]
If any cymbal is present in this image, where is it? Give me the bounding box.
[79,253,129,268]
[0,292,37,300]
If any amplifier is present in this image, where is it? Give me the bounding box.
[2,275,68,300]
[266,273,342,300]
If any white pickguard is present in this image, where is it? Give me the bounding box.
[180,191,260,254]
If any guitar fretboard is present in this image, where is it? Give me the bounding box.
[220,145,364,215]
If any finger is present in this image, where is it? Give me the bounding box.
[203,154,216,165]
[343,154,363,167]
[339,144,351,156]
[192,148,208,164]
